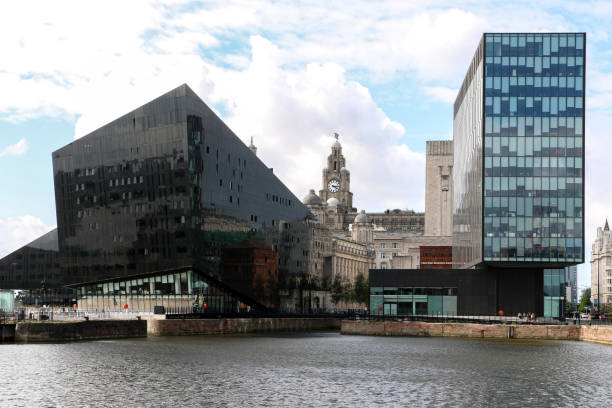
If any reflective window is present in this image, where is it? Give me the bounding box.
[455,33,585,266]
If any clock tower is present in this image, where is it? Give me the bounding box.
[319,133,355,211]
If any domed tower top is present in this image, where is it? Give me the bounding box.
[354,210,370,224]
[332,132,342,149]
[302,189,323,206]
[319,132,354,211]
[352,210,373,244]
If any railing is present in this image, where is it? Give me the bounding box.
[347,313,571,325]
[165,311,357,320]
[18,308,147,322]
[13,307,365,322]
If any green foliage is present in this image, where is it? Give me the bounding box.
[565,300,575,314]
[343,280,354,303]
[578,288,592,313]
[330,275,344,304]
[353,273,369,305]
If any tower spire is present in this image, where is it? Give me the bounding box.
[605,218,609,231]
[248,136,257,156]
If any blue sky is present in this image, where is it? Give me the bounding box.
[2,0,612,292]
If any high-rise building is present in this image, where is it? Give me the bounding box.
[453,33,585,317]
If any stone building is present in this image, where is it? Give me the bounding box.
[328,237,373,283]
[424,141,453,237]
[301,134,455,288]
[319,133,355,212]
[591,219,612,306]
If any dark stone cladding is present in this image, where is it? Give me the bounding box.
[370,268,544,316]
[50,84,311,306]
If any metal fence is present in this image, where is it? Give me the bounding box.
[348,313,573,325]
[17,308,146,322]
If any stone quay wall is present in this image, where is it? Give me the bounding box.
[14,320,147,343]
[580,325,612,344]
[148,317,341,336]
[341,320,612,344]
[1,324,16,342]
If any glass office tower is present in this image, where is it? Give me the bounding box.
[453,33,585,317]
[454,33,585,268]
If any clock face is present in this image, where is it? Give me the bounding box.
[327,179,340,193]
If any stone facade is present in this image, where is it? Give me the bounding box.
[301,136,455,286]
[590,220,612,306]
[424,141,453,237]
[328,237,373,283]
[318,134,354,211]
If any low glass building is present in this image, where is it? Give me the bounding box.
[74,267,257,314]
[370,286,457,316]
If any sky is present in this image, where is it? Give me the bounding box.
[1,0,612,292]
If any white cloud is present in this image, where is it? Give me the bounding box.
[0,138,28,157]
[205,36,425,212]
[0,1,582,126]
[424,86,458,104]
[1,0,611,291]
[0,215,55,258]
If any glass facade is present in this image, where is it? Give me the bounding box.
[51,84,314,311]
[0,290,15,313]
[543,268,565,318]
[453,37,485,268]
[454,33,585,267]
[369,286,458,316]
[0,229,61,289]
[76,268,252,313]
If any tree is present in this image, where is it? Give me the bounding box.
[330,275,344,304]
[342,279,354,303]
[578,288,592,313]
[565,300,574,315]
[353,273,369,305]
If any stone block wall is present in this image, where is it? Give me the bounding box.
[341,320,587,341]
[580,325,612,344]
[14,320,146,342]
[149,317,341,336]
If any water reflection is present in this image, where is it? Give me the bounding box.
[1,333,611,407]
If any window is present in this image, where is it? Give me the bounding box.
[380,243,386,249]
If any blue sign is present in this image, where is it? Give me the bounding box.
[594,298,599,306]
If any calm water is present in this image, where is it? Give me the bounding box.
[1,333,611,407]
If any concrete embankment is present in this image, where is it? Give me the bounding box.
[341,320,612,345]
[14,320,147,343]
[148,317,341,336]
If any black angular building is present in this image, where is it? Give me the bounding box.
[0,229,61,289]
[1,84,314,312]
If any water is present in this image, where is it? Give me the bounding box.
[1,333,611,407]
